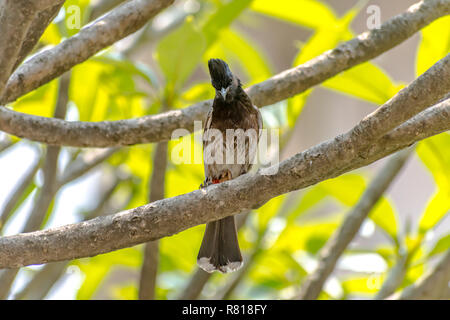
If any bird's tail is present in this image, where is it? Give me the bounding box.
[197,215,243,273]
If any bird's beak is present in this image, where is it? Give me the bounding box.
[220,87,227,100]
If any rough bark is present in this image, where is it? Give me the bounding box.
[0,0,174,104]
[0,0,37,98]
[0,0,448,147]
[0,97,448,268]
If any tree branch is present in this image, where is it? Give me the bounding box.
[138,141,168,300]
[0,0,37,98]
[0,92,448,268]
[0,0,448,147]
[14,261,67,300]
[0,0,174,105]
[21,71,71,232]
[57,148,119,187]
[0,157,40,232]
[35,0,66,11]
[89,0,127,20]
[12,2,64,72]
[14,173,128,299]
[0,70,70,299]
[296,149,412,300]
[375,254,408,300]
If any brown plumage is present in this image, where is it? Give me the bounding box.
[197,59,262,273]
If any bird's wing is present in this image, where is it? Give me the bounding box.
[240,105,262,175]
[202,107,214,178]
[255,104,263,140]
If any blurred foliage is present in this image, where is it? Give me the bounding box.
[1,0,448,300]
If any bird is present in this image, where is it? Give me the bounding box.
[197,58,263,273]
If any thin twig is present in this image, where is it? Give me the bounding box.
[375,254,408,300]
[0,157,40,232]
[297,149,413,300]
[395,250,450,300]
[139,141,168,300]
[57,148,119,187]
[12,2,64,71]
[0,71,70,298]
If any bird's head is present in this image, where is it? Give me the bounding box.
[208,58,240,103]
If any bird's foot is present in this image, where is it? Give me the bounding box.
[200,171,232,189]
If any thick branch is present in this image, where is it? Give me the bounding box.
[0,0,174,105]
[297,149,412,300]
[0,96,448,268]
[0,0,36,97]
[89,0,127,20]
[21,71,71,232]
[12,2,64,72]
[0,0,448,147]
[35,0,66,11]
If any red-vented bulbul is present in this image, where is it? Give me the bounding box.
[197,59,262,273]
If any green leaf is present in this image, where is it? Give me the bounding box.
[320,174,399,242]
[75,247,142,299]
[418,190,450,234]
[320,174,366,206]
[112,283,138,300]
[427,233,450,258]
[369,197,399,243]
[416,133,450,190]
[323,63,403,105]
[249,250,306,292]
[416,15,450,77]
[40,23,61,45]
[286,90,310,128]
[63,0,91,37]
[341,275,384,295]
[156,17,206,90]
[92,54,159,87]
[257,194,286,232]
[203,0,254,47]
[180,82,214,103]
[12,80,58,117]
[274,218,340,253]
[251,0,337,30]
[286,6,356,124]
[286,186,328,223]
[159,225,204,273]
[76,263,109,300]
